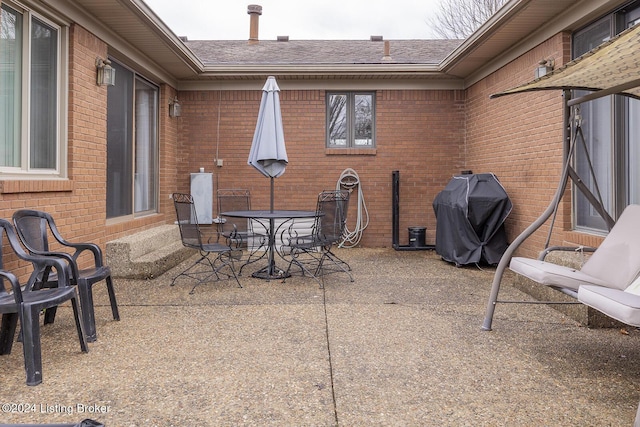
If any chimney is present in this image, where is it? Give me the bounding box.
[247,4,262,44]
[382,40,392,62]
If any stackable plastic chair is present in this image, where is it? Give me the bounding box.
[172,193,241,293]
[0,219,88,386]
[283,190,354,287]
[12,209,120,343]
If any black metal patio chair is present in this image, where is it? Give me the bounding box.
[217,188,268,275]
[283,190,354,287]
[0,219,88,386]
[172,192,241,293]
[12,210,120,343]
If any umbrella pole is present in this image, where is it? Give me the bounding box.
[270,177,274,213]
[268,176,275,275]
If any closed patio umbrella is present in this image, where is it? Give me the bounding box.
[247,76,288,279]
[248,76,288,213]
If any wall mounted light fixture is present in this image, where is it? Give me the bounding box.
[96,57,116,86]
[169,96,182,117]
[535,58,555,79]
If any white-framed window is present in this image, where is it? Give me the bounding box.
[0,2,65,176]
[106,60,159,220]
[327,92,375,148]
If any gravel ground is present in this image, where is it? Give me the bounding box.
[1,248,639,426]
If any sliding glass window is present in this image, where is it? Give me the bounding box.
[0,3,62,174]
[106,61,158,219]
[572,3,640,231]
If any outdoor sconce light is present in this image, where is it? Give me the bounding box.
[535,58,554,79]
[96,57,116,86]
[169,96,182,117]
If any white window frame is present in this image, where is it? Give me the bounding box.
[0,1,67,178]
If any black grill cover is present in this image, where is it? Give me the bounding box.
[433,173,512,266]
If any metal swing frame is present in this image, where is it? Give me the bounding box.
[482,89,619,331]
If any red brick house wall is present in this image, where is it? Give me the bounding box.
[0,25,111,276]
[463,32,595,258]
[0,24,177,274]
[175,88,466,247]
[1,1,624,293]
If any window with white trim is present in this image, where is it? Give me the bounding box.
[327,92,375,148]
[0,2,64,175]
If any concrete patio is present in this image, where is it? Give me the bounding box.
[1,248,639,426]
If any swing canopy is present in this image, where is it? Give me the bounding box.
[491,23,640,102]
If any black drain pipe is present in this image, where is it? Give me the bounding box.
[392,170,434,251]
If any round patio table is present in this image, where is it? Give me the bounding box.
[219,210,319,280]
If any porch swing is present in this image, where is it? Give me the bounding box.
[481,21,640,332]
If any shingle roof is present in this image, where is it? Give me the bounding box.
[185,39,463,66]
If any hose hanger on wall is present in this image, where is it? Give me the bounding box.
[336,168,369,248]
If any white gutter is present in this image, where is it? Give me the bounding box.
[128,0,204,72]
[199,63,444,76]
[41,0,203,86]
[439,0,531,72]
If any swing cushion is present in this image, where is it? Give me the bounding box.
[511,204,640,292]
[578,204,640,291]
[578,285,640,327]
[510,257,609,291]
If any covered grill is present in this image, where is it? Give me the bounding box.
[433,173,512,266]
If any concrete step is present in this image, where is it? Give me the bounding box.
[106,224,194,279]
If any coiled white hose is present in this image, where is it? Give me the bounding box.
[336,168,369,248]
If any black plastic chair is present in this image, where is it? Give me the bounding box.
[0,219,88,386]
[283,190,354,287]
[172,193,241,293]
[12,210,119,343]
[217,188,268,275]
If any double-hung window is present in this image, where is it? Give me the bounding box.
[327,92,375,148]
[572,2,640,231]
[0,3,64,175]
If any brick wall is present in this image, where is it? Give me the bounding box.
[175,88,465,247]
[0,21,598,279]
[0,25,113,276]
[0,24,176,276]
[465,32,583,258]
[158,86,181,224]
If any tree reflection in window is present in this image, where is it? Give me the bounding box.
[354,94,372,146]
[328,94,347,146]
[327,92,375,148]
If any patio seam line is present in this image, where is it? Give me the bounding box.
[322,284,340,427]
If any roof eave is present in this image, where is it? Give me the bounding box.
[440,0,631,82]
[46,0,204,84]
[439,0,530,74]
[126,0,204,72]
[198,63,442,77]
